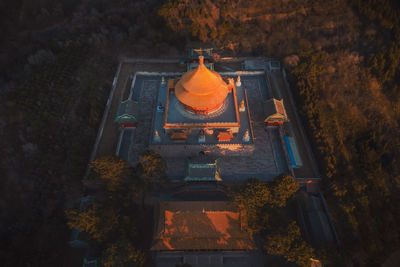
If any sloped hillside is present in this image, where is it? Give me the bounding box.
[159,0,359,55]
[159,0,400,265]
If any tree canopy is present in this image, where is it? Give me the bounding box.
[229,175,312,266]
[67,199,125,243]
[137,150,168,190]
[101,237,146,267]
[269,174,299,208]
[265,221,314,267]
[89,155,131,193]
[230,175,299,232]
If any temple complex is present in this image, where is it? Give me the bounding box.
[105,49,328,266]
[71,48,330,267]
[153,55,251,146]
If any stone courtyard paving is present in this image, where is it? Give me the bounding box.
[127,76,160,165]
[126,74,289,182]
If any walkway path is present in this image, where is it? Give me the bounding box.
[269,71,320,178]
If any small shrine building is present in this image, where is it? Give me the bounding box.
[262,98,288,126]
[115,98,139,128]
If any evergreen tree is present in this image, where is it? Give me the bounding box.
[269,174,299,208]
[101,237,146,267]
[265,221,314,267]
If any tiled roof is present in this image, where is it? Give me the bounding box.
[175,56,231,112]
[263,98,288,122]
[185,160,221,181]
[151,201,255,251]
[115,99,139,123]
[217,131,234,140]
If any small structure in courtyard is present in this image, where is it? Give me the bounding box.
[169,130,187,141]
[187,48,214,70]
[198,130,206,143]
[153,130,161,143]
[239,99,245,112]
[115,98,139,128]
[243,129,250,142]
[236,75,241,87]
[184,158,221,182]
[285,136,303,168]
[217,130,234,142]
[268,61,281,72]
[263,98,288,126]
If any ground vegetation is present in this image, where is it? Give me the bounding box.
[67,155,159,266]
[1,0,399,266]
[0,1,176,266]
[159,0,400,265]
[229,175,315,266]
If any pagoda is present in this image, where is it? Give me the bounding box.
[175,56,232,115]
[162,56,242,142]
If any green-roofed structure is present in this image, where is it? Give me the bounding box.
[184,158,222,182]
[187,48,214,70]
[188,48,213,59]
[115,98,139,127]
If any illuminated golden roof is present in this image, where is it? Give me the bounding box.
[175,56,231,113]
[151,201,255,251]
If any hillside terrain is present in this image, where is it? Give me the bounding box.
[160,0,400,265]
[0,0,399,266]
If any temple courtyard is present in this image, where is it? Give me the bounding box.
[79,55,325,267]
[118,73,289,182]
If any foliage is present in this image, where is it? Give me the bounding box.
[314,244,347,267]
[291,44,400,264]
[2,0,400,265]
[269,174,299,208]
[138,150,168,190]
[66,196,147,264]
[229,176,312,265]
[230,175,298,232]
[352,0,400,99]
[66,200,120,242]
[101,237,146,267]
[264,221,314,267]
[229,178,270,233]
[0,0,171,265]
[157,0,353,55]
[90,155,131,192]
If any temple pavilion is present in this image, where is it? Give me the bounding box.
[175,56,231,115]
[162,56,242,142]
[263,98,288,126]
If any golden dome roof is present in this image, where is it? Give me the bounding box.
[175,56,230,114]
